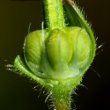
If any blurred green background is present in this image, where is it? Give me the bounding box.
[0,0,110,110]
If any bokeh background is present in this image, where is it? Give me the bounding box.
[0,0,110,110]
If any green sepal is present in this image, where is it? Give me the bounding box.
[14,54,82,88]
[64,1,96,71]
[14,54,58,88]
[14,55,43,84]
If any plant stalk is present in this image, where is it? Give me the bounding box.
[43,0,65,30]
[55,102,70,110]
[51,83,73,110]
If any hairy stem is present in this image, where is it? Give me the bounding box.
[43,0,65,30]
[51,82,73,110]
[55,102,70,110]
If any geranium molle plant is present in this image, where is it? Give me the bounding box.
[14,0,96,110]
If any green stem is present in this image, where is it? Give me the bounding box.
[43,0,65,30]
[52,91,71,110]
[50,81,73,110]
[55,102,69,110]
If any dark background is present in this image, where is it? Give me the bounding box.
[0,0,110,110]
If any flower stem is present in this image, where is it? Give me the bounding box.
[55,102,69,110]
[43,0,65,30]
[52,91,71,110]
[50,81,74,110]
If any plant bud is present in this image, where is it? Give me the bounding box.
[13,1,96,109]
[24,26,91,79]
